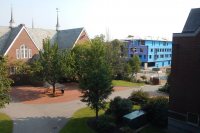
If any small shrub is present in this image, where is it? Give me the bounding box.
[108,96,132,121]
[136,79,142,83]
[140,75,147,81]
[129,90,149,106]
[142,96,169,127]
[158,83,169,93]
[96,115,116,133]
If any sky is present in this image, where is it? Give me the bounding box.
[0,0,200,40]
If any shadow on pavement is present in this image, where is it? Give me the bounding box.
[13,116,69,133]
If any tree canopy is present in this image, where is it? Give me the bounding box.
[76,39,113,121]
[38,39,62,96]
[0,56,12,108]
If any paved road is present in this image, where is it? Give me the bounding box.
[0,85,165,133]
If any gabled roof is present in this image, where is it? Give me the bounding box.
[182,8,200,33]
[0,26,11,54]
[27,28,57,50]
[0,26,23,55]
[0,24,87,55]
[27,27,84,49]
[57,28,84,49]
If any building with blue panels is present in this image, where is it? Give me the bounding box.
[126,38,172,68]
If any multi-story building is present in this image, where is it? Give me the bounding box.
[126,38,172,68]
[169,8,200,133]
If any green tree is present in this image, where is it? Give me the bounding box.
[60,50,76,81]
[0,56,12,108]
[78,40,113,121]
[129,55,141,77]
[38,39,62,96]
[92,34,105,42]
[106,39,127,79]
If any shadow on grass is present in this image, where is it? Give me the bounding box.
[13,116,69,133]
[0,113,13,133]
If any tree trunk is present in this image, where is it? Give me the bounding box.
[53,83,56,96]
[95,107,99,122]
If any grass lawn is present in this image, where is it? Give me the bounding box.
[0,113,13,133]
[60,106,168,133]
[59,107,105,133]
[112,80,144,87]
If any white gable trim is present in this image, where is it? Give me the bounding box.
[72,28,91,49]
[4,26,39,56]
[4,27,24,56]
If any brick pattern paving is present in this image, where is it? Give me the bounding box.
[11,83,130,104]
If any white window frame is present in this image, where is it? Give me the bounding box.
[16,44,32,59]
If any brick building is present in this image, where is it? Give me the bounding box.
[0,8,90,65]
[168,8,200,133]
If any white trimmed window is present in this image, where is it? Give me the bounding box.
[16,44,32,59]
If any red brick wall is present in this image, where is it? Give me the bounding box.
[76,30,90,44]
[170,33,200,114]
[6,28,39,64]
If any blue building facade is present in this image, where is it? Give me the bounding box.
[126,39,172,68]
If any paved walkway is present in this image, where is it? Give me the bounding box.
[0,84,166,133]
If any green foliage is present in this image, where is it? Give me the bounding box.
[96,115,116,133]
[29,60,44,84]
[107,96,132,121]
[159,73,171,94]
[0,113,13,133]
[10,61,41,85]
[128,55,141,75]
[60,50,76,81]
[92,34,105,42]
[72,43,90,79]
[0,56,12,108]
[77,39,113,120]
[142,96,169,127]
[105,39,128,80]
[38,38,62,95]
[129,90,149,106]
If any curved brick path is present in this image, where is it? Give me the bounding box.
[0,84,166,133]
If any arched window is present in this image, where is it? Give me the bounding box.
[16,44,32,59]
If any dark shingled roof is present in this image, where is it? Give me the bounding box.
[182,8,200,33]
[0,25,85,55]
[57,28,83,49]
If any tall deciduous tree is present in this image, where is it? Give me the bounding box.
[39,39,62,96]
[129,55,141,77]
[78,39,113,121]
[60,50,76,81]
[0,56,12,108]
[108,39,127,79]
